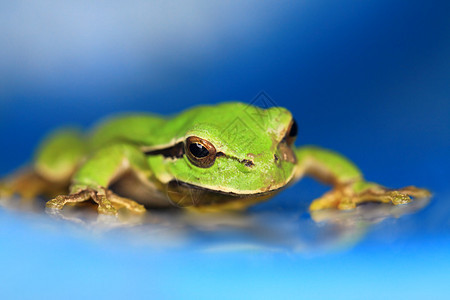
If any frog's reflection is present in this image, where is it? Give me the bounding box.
[0,196,430,253]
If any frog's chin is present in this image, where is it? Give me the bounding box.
[165,180,285,208]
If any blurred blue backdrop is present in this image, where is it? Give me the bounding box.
[0,1,449,299]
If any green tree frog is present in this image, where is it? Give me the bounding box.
[0,102,430,215]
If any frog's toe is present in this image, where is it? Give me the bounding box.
[45,190,91,211]
[88,190,118,216]
[397,186,431,198]
[337,196,357,210]
[46,196,67,210]
[96,200,118,216]
[309,190,342,211]
[107,191,146,214]
[387,191,412,205]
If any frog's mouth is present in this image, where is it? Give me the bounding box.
[165,179,285,208]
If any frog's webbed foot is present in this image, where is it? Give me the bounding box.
[309,182,431,211]
[46,188,146,216]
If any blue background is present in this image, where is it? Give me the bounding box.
[0,1,449,299]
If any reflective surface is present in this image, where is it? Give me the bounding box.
[0,194,432,253]
[1,191,448,299]
[1,192,429,255]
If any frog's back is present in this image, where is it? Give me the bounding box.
[88,113,167,150]
[88,102,282,150]
[88,102,256,150]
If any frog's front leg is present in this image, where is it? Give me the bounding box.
[293,146,431,211]
[46,143,149,215]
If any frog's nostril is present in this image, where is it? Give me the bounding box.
[243,159,254,167]
[277,142,296,164]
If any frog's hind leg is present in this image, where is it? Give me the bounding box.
[1,129,86,199]
[0,169,69,199]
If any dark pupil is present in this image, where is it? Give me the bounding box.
[189,143,209,158]
[289,120,298,137]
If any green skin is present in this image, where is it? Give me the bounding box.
[1,102,430,215]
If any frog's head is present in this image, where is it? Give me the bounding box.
[144,102,298,207]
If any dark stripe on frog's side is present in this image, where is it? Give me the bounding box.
[143,142,185,159]
[143,143,256,167]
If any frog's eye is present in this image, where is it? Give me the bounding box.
[185,136,217,168]
[286,119,298,146]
